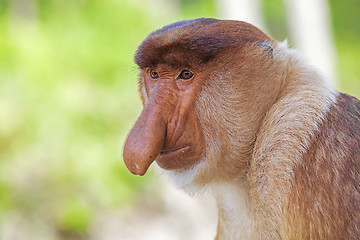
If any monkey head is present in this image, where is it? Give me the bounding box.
[123,18,281,187]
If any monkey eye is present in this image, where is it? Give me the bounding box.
[149,70,159,79]
[178,70,194,80]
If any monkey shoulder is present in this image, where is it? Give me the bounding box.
[284,92,360,239]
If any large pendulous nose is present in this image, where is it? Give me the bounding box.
[123,84,172,175]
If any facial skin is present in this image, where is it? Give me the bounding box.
[123,18,275,177]
[123,65,205,175]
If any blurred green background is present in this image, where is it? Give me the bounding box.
[0,0,359,239]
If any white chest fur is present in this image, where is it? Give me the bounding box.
[212,182,254,240]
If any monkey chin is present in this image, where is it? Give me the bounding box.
[162,159,205,193]
[153,146,205,191]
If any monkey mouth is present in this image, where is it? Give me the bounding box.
[156,145,197,170]
[160,145,191,156]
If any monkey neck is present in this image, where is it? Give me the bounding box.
[214,44,339,240]
[213,180,255,240]
[247,44,338,238]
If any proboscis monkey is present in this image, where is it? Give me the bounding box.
[123,18,360,239]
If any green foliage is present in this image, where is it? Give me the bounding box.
[0,0,158,237]
[181,0,216,19]
[329,0,360,39]
[328,0,360,97]
[262,0,288,40]
[57,198,92,235]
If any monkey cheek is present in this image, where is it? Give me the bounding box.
[156,121,205,171]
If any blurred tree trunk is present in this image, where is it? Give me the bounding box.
[9,0,38,36]
[215,0,267,32]
[285,0,337,86]
[9,0,37,22]
[146,0,180,20]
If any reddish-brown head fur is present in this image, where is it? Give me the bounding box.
[135,18,274,69]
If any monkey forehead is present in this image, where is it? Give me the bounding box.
[149,18,219,38]
[135,18,274,69]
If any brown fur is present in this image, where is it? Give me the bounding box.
[123,18,360,239]
[135,18,274,69]
[283,93,360,239]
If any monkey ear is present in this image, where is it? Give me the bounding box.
[257,42,273,56]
